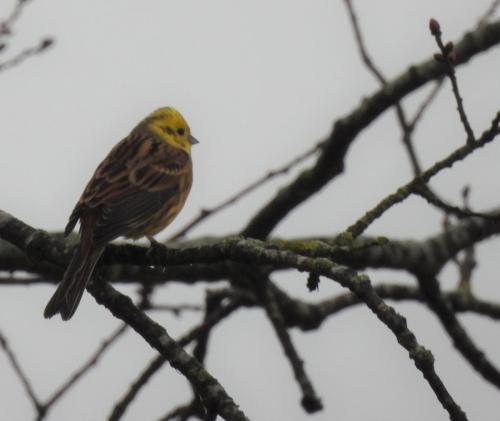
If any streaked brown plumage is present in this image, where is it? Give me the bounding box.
[44,107,197,320]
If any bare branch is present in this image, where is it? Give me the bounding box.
[343,0,422,174]
[409,80,444,128]
[90,280,249,421]
[0,0,30,37]
[254,275,322,412]
[108,355,165,421]
[0,329,42,414]
[170,141,322,240]
[477,0,500,27]
[0,211,468,421]
[108,293,247,421]
[346,111,500,238]
[0,1,54,71]
[242,19,500,239]
[284,284,500,327]
[0,38,54,72]
[429,19,476,144]
[44,324,128,409]
[416,274,500,388]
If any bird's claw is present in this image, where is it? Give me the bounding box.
[147,236,166,261]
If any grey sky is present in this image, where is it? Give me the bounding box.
[1,1,499,420]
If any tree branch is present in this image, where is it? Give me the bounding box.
[346,111,500,237]
[0,211,468,421]
[242,19,500,239]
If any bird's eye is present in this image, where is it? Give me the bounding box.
[177,128,185,136]
[165,127,175,135]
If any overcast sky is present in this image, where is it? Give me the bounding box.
[1,1,499,420]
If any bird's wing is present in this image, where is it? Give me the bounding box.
[65,132,191,244]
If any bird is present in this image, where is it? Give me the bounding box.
[44,107,198,320]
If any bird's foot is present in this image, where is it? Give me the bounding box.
[147,236,166,266]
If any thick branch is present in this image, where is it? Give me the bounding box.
[0,211,249,421]
[2,209,500,285]
[0,211,467,421]
[242,19,500,239]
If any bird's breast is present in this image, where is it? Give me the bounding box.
[141,171,193,237]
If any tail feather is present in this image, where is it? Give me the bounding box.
[44,245,104,320]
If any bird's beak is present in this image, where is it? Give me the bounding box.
[189,135,199,145]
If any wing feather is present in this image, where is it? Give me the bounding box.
[93,185,179,244]
[66,131,191,245]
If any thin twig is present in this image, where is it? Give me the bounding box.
[108,355,165,421]
[0,38,54,73]
[255,276,322,413]
[191,291,225,365]
[344,0,457,214]
[343,0,423,175]
[414,186,500,220]
[429,19,476,144]
[44,324,128,410]
[0,0,29,38]
[477,0,500,27]
[409,80,444,128]
[416,274,500,388]
[0,329,43,413]
[108,294,245,421]
[346,111,500,238]
[446,186,477,294]
[169,140,323,240]
[158,401,204,421]
[343,0,385,83]
[0,1,53,69]
[309,284,500,325]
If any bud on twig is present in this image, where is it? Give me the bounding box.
[461,185,470,206]
[447,51,457,64]
[443,41,454,55]
[434,53,444,62]
[0,23,11,35]
[429,18,441,36]
[39,38,54,51]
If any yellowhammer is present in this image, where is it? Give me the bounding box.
[44,107,198,320]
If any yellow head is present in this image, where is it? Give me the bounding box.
[139,107,198,153]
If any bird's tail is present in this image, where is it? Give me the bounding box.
[44,244,104,320]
